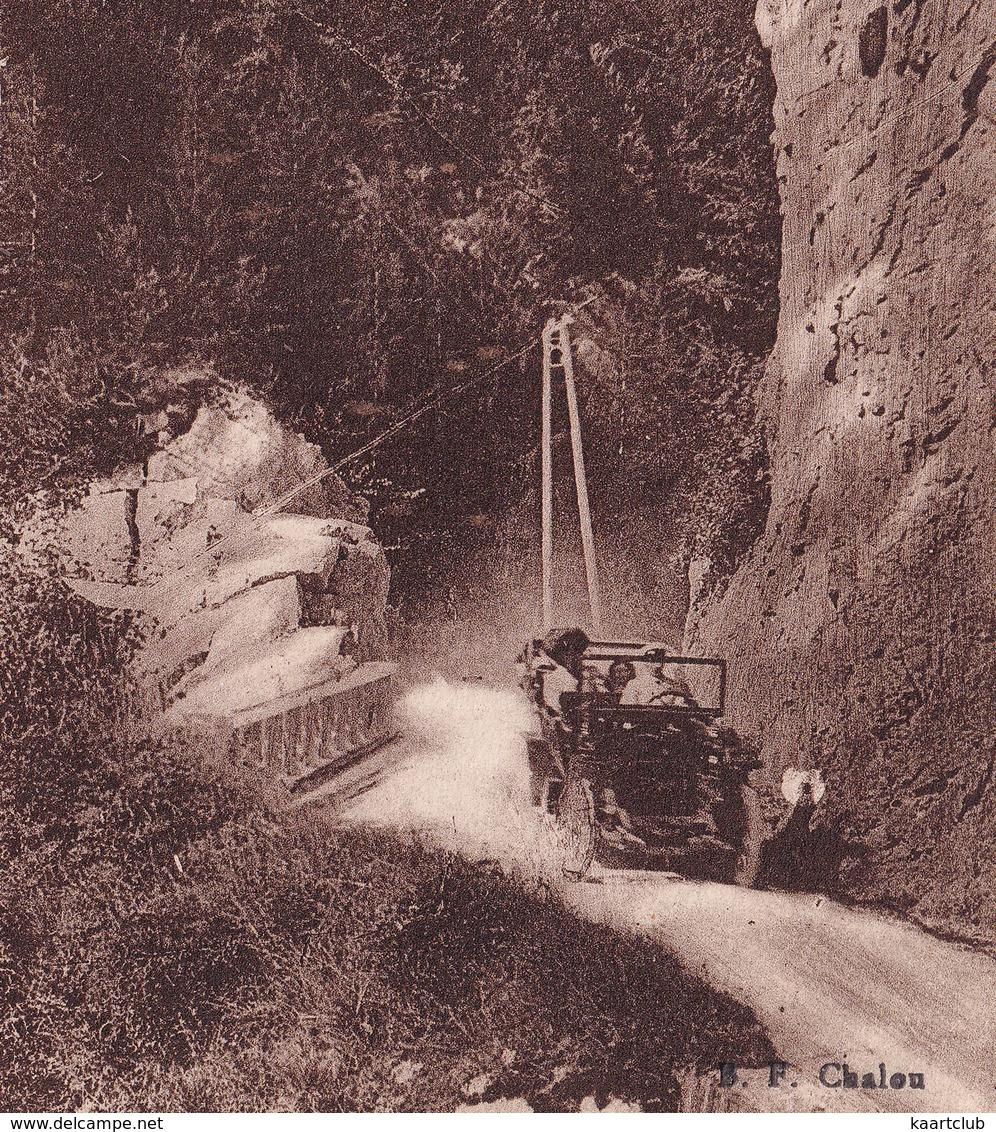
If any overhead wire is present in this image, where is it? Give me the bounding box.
[221,9,993,506]
[250,337,538,524]
[93,4,977,606]
[174,3,784,574]
[141,336,542,580]
[288,6,565,219]
[273,4,613,484]
[225,10,544,542]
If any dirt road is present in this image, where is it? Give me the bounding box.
[333,680,996,1113]
[560,869,996,1111]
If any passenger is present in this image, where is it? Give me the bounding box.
[579,659,634,696]
[606,660,636,696]
[619,662,659,704]
[537,627,590,713]
[653,662,694,704]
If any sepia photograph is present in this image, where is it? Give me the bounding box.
[1,0,994,1117]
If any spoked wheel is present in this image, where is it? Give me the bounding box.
[548,775,596,881]
[733,784,765,887]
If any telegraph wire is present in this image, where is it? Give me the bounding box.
[99,334,540,597]
[250,337,538,524]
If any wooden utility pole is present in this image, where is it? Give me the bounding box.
[560,318,603,635]
[540,315,603,636]
[541,320,554,631]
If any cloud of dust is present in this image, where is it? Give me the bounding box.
[340,678,555,871]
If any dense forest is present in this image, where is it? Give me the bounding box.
[1,0,779,621]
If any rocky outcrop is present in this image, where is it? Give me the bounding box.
[146,385,366,521]
[41,382,391,729]
[691,0,996,922]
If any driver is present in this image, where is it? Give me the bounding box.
[593,659,636,696]
[620,661,694,705]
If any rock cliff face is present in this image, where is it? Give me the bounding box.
[43,383,391,729]
[691,0,996,923]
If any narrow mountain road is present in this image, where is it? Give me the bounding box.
[333,679,996,1113]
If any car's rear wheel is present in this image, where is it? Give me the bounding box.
[551,775,596,880]
[734,784,765,887]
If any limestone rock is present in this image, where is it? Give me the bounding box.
[201,515,344,608]
[147,384,366,521]
[55,383,391,730]
[135,477,198,547]
[167,625,355,722]
[139,575,301,684]
[60,488,136,583]
[201,575,302,674]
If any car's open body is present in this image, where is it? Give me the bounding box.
[519,633,763,883]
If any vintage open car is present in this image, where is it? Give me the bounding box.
[518,630,765,884]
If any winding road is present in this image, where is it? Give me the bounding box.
[331,679,996,1113]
